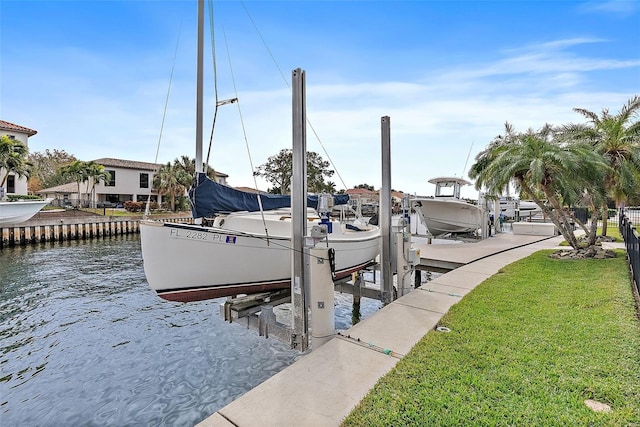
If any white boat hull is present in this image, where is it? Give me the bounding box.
[140,210,380,302]
[0,199,52,225]
[411,198,483,237]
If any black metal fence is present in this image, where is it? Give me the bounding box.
[619,208,639,296]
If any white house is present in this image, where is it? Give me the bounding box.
[92,158,166,206]
[0,119,37,197]
[39,157,229,209]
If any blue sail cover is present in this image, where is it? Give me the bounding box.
[189,172,349,218]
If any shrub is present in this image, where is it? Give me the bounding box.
[6,194,43,201]
[124,200,144,212]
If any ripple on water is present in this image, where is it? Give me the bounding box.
[1,235,392,426]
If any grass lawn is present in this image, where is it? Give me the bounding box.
[342,250,640,426]
[601,225,622,241]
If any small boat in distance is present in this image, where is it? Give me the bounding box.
[411,177,483,237]
[486,195,543,219]
[0,198,52,225]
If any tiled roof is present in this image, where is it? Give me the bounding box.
[92,157,228,177]
[0,120,37,137]
[92,158,162,171]
[37,182,78,194]
[346,188,378,196]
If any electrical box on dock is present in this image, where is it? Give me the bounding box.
[408,248,420,265]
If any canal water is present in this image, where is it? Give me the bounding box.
[0,235,383,426]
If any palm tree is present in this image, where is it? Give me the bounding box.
[60,160,89,207]
[175,154,219,181]
[559,96,640,236]
[469,123,608,249]
[175,155,196,175]
[153,162,190,211]
[84,162,111,208]
[0,135,32,194]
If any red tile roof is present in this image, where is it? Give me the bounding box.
[346,188,378,196]
[0,120,38,137]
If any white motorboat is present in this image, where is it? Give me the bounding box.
[0,198,52,225]
[139,0,380,303]
[486,196,542,219]
[410,177,483,237]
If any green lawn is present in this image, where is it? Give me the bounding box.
[342,250,640,426]
[601,225,623,241]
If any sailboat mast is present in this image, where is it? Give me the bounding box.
[195,0,204,174]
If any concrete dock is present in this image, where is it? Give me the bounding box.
[197,232,570,427]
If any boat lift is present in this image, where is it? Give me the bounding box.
[220,71,421,351]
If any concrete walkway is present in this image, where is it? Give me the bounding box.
[198,233,569,427]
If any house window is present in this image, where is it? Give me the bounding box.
[140,173,149,189]
[7,175,15,193]
[105,170,116,187]
[8,135,15,140]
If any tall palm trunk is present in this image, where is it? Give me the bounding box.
[587,201,600,246]
[518,177,580,248]
[601,201,608,236]
[540,183,580,249]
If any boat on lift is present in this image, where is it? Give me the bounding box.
[139,0,380,303]
[411,177,483,237]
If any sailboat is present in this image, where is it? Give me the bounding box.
[139,0,380,303]
[0,198,52,226]
[410,177,483,237]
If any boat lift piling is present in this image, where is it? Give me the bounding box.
[380,116,394,305]
[220,91,408,351]
[309,247,336,349]
[291,67,309,352]
[396,226,420,297]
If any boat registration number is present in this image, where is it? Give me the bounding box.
[169,228,237,244]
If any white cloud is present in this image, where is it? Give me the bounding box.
[579,1,640,15]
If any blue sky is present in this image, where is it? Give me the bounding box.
[2,0,639,198]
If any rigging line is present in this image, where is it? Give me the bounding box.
[221,27,271,243]
[239,0,349,192]
[145,18,183,219]
[462,141,474,179]
[205,0,218,171]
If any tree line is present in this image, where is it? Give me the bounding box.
[469,96,640,250]
[0,140,342,211]
[3,96,636,227]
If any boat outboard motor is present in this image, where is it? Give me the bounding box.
[317,194,333,234]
